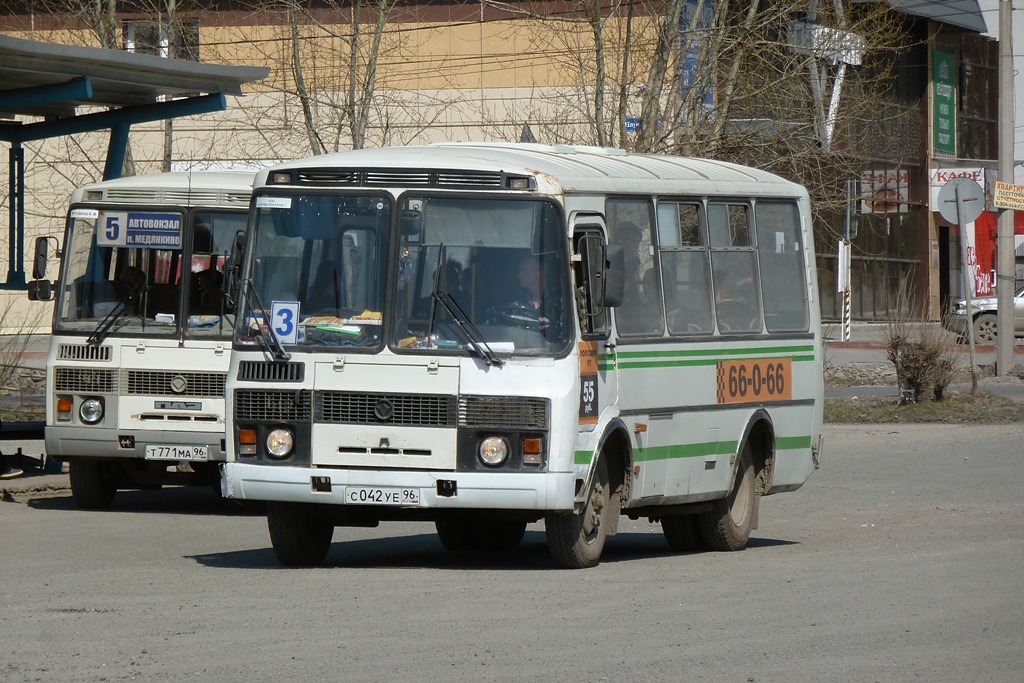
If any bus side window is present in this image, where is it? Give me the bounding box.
[658,201,713,335]
[709,202,762,334]
[755,201,809,332]
[607,202,663,337]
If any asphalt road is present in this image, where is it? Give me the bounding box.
[2,423,1022,682]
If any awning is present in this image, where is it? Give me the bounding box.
[0,34,267,120]
[860,0,987,33]
[0,34,268,288]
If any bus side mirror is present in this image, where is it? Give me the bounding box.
[596,244,624,308]
[27,279,53,302]
[225,230,245,305]
[32,236,50,280]
[28,236,55,301]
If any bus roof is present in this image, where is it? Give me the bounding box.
[255,143,807,198]
[70,170,254,208]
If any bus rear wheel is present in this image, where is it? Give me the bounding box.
[69,460,116,510]
[546,455,614,569]
[266,502,334,566]
[661,514,703,552]
[698,443,756,551]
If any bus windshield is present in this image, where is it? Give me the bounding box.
[240,192,571,355]
[394,196,570,355]
[242,192,391,350]
[55,208,244,337]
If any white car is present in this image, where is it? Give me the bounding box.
[945,285,1024,344]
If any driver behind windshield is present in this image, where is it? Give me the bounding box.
[487,253,562,335]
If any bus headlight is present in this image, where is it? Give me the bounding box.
[79,397,104,425]
[266,428,294,459]
[478,436,509,467]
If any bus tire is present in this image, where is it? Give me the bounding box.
[476,519,527,551]
[69,460,116,510]
[545,455,613,569]
[698,443,756,551]
[435,519,477,551]
[266,502,334,566]
[661,514,703,552]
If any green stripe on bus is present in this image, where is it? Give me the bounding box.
[634,440,737,462]
[618,355,815,369]
[574,450,593,465]
[776,435,813,450]
[606,345,817,370]
[615,344,815,359]
[630,435,813,463]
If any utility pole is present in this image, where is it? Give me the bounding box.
[996,0,1015,375]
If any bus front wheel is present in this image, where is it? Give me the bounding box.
[698,443,756,551]
[69,460,116,510]
[266,502,334,566]
[546,455,615,569]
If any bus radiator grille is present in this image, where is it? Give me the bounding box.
[54,367,117,393]
[316,391,457,427]
[235,389,312,422]
[458,396,549,429]
[124,370,226,398]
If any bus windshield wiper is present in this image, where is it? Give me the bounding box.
[431,290,503,367]
[242,278,291,361]
[425,244,501,366]
[87,299,131,345]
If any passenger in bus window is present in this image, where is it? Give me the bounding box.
[306,260,342,314]
[115,265,146,314]
[715,273,756,332]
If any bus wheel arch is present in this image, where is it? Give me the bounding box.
[546,421,630,569]
[596,420,632,529]
[743,411,776,497]
[697,413,774,551]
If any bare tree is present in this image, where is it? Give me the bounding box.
[516,0,913,235]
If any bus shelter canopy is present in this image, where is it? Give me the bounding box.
[0,34,268,288]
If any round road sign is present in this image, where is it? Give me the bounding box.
[936,177,985,225]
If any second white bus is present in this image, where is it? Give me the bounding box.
[30,171,253,508]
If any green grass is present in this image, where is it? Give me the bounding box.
[825,391,1024,424]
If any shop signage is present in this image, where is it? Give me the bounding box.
[993,181,1024,211]
[933,48,956,157]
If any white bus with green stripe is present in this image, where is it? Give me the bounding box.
[222,143,824,569]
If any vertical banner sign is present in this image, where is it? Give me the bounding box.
[680,0,714,109]
[933,48,956,157]
[578,341,599,425]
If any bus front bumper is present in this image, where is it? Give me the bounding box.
[222,462,576,511]
[45,425,227,462]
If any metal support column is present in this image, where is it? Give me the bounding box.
[6,143,26,288]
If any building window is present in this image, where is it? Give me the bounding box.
[123,19,199,61]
